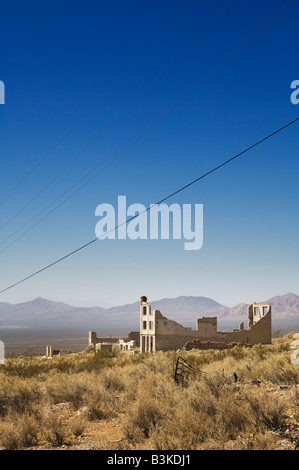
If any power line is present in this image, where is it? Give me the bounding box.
[0,0,195,206]
[0,116,298,294]
[0,0,235,232]
[0,0,297,254]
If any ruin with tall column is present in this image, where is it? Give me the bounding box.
[139,296,271,353]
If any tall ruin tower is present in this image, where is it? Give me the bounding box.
[140,296,155,353]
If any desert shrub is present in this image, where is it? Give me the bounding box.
[243,355,299,385]
[226,345,247,361]
[41,410,69,446]
[137,407,214,450]
[14,413,40,447]
[250,432,279,450]
[216,391,251,439]
[82,349,119,373]
[244,390,288,430]
[82,402,108,421]
[0,420,20,450]
[0,375,41,417]
[290,388,299,421]
[0,412,39,449]
[80,389,113,421]
[182,349,226,369]
[201,371,227,399]
[197,431,279,450]
[44,373,90,409]
[102,368,126,392]
[121,373,175,446]
[123,398,165,444]
[67,415,87,437]
[252,344,268,360]
[187,378,252,442]
[2,356,51,378]
[80,377,117,420]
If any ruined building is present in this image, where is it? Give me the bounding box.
[139,296,271,353]
[46,295,272,357]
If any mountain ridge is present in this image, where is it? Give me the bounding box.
[0,293,298,330]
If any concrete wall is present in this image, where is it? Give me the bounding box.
[196,317,218,338]
[128,331,140,347]
[88,331,120,346]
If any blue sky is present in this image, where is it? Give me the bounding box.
[0,0,298,308]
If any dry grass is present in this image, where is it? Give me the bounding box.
[0,334,299,450]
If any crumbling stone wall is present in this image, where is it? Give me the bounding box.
[183,339,241,351]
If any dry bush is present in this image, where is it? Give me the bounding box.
[0,420,20,450]
[102,368,126,392]
[0,412,39,449]
[44,372,91,409]
[121,373,172,446]
[136,407,215,450]
[80,400,109,421]
[0,374,41,417]
[242,355,299,385]
[201,371,227,399]
[251,432,280,450]
[41,409,69,446]
[198,431,279,450]
[2,357,50,378]
[215,391,251,440]
[44,370,119,420]
[67,414,87,437]
[244,389,288,431]
[13,413,40,447]
[290,387,299,421]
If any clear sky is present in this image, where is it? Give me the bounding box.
[0,0,298,308]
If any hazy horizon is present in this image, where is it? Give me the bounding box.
[1,290,299,310]
[2,318,298,357]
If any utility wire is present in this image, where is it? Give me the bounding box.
[0,0,195,206]
[0,0,297,254]
[0,116,298,294]
[0,0,235,232]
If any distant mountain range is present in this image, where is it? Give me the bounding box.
[0,293,298,331]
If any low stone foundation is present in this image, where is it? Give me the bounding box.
[183,339,241,351]
[46,346,73,358]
